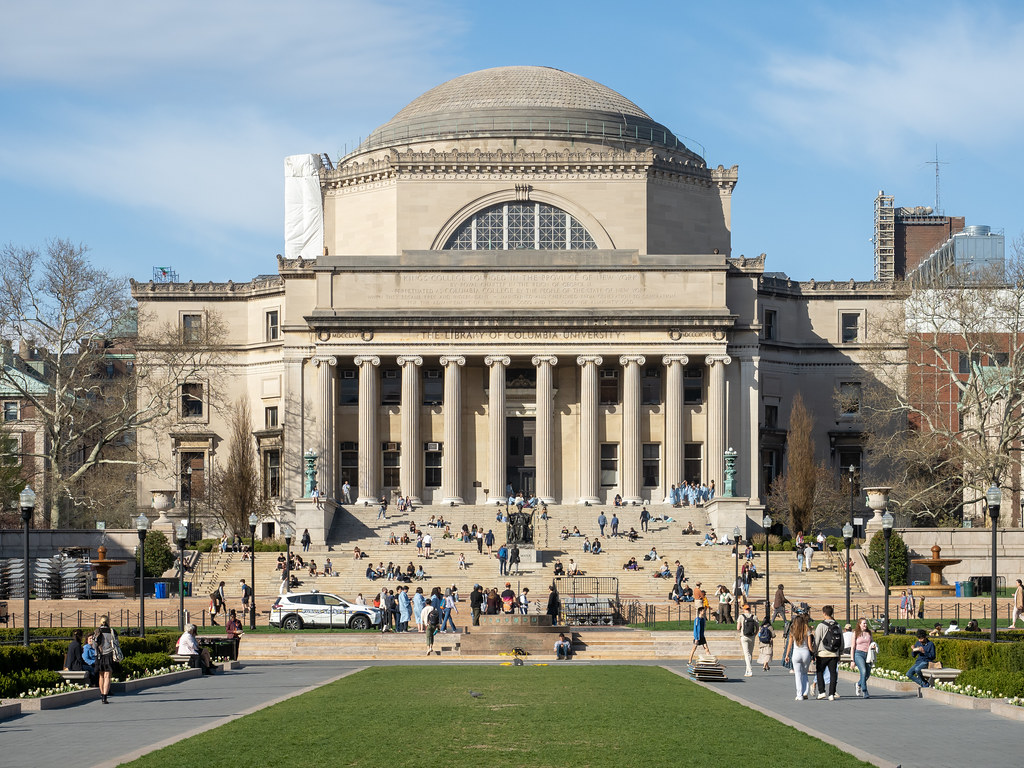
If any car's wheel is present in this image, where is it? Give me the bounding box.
[282,615,304,630]
[349,614,371,630]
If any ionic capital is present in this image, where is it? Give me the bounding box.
[353,355,380,367]
[576,355,603,366]
[484,355,511,368]
[532,355,559,367]
[706,354,733,367]
[439,355,466,367]
[313,355,338,367]
[396,355,423,367]
[662,354,690,367]
[618,354,646,367]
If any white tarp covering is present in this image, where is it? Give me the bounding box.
[284,154,324,260]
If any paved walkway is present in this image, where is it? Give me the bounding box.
[667,659,1023,768]
[3,659,1022,768]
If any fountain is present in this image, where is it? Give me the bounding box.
[91,545,130,596]
[893,544,962,597]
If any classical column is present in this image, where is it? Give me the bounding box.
[354,355,380,505]
[440,355,466,505]
[397,355,423,506]
[313,356,337,501]
[706,354,732,495]
[741,356,761,500]
[577,355,603,505]
[532,355,558,504]
[485,355,511,505]
[619,355,645,505]
[662,355,689,503]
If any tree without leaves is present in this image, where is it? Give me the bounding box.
[0,239,223,527]
[0,425,27,527]
[767,392,819,536]
[206,397,271,538]
[861,241,1024,526]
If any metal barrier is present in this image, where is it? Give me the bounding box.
[554,576,619,626]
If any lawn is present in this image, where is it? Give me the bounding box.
[123,666,871,768]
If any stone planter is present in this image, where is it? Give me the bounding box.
[0,702,22,721]
[990,700,1024,722]
[19,687,100,711]
[921,686,993,710]
[863,487,892,525]
[111,667,201,693]
[838,668,919,693]
[151,489,178,527]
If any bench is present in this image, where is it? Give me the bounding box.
[59,670,92,684]
[921,667,962,684]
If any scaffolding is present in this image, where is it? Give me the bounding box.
[153,266,179,283]
[874,192,895,281]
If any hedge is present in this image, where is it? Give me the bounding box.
[0,632,178,676]
[0,670,62,698]
[873,635,1024,697]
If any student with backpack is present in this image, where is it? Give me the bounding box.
[757,617,776,671]
[812,605,843,700]
[736,603,758,676]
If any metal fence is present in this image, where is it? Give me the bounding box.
[554,576,620,626]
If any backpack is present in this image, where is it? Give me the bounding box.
[822,621,843,653]
[742,615,758,638]
[427,608,439,626]
[757,624,772,644]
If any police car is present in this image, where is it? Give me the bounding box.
[269,590,382,630]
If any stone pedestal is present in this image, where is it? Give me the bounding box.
[705,497,756,537]
[460,613,562,656]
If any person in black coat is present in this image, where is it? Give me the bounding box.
[546,585,561,625]
[64,629,92,683]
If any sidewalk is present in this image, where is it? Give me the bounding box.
[0,661,362,768]
[668,659,1023,768]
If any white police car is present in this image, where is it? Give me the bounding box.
[269,590,381,630]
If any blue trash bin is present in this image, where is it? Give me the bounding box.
[154,582,168,599]
[955,581,962,597]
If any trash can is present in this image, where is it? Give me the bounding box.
[183,581,193,597]
[154,582,168,599]
[955,582,962,597]
[962,580,974,597]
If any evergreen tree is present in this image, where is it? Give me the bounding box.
[866,528,909,587]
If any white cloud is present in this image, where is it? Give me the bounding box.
[749,8,1024,163]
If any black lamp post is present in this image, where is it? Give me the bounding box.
[733,526,742,598]
[283,522,294,595]
[763,512,772,622]
[185,465,194,545]
[19,486,36,647]
[136,513,149,638]
[986,483,1002,644]
[176,520,188,631]
[882,511,894,635]
[843,522,854,625]
[248,512,258,629]
[848,464,856,532]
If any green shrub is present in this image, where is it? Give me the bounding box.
[141,529,176,577]
[253,538,287,552]
[0,645,35,676]
[957,668,1024,698]
[0,669,62,698]
[781,540,795,551]
[867,529,909,586]
[196,538,217,553]
[117,652,174,680]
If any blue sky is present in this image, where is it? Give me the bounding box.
[2,1,1023,283]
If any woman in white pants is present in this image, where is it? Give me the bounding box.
[784,614,815,700]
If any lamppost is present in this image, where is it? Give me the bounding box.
[136,513,149,638]
[248,512,258,630]
[986,483,1002,644]
[848,464,856,532]
[733,526,742,598]
[282,522,294,595]
[185,465,194,545]
[843,522,854,625]
[176,520,188,631]
[763,512,772,622]
[19,486,36,647]
[882,511,894,635]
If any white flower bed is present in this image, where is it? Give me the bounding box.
[18,681,87,699]
[121,664,188,682]
[932,682,998,699]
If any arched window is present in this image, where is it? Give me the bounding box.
[444,202,597,250]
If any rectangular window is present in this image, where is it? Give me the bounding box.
[684,367,704,405]
[1,431,21,466]
[382,444,401,487]
[3,401,18,422]
[340,444,358,498]
[764,404,778,429]
[600,443,619,487]
[840,312,860,343]
[265,310,280,341]
[263,450,281,498]
[181,314,203,343]
[642,443,660,488]
[339,368,358,405]
[684,443,702,485]
[180,452,205,503]
[423,369,443,406]
[641,367,662,405]
[424,446,442,488]
[762,448,782,492]
[181,382,204,418]
[265,406,279,428]
[381,367,401,405]
[839,381,862,415]
[763,309,777,341]
[599,369,619,406]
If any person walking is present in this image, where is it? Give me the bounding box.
[497,543,509,575]
[423,601,440,655]
[484,529,495,555]
[476,529,484,554]
[771,584,792,623]
[674,560,685,593]
[639,506,651,533]
[422,531,432,559]
[239,579,253,615]
[757,616,775,671]
[546,584,561,625]
[210,581,226,626]
[301,528,311,552]
[610,512,619,537]
[441,587,458,633]
[597,511,607,537]
[851,617,876,697]
[469,584,484,626]
[377,495,388,520]
[812,605,843,700]
[94,615,118,704]
[688,606,712,663]
[508,545,521,575]
[785,613,814,700]
[1013,579,1024,629]
[737,603,758,676]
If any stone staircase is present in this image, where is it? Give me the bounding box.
[194,502,865,610]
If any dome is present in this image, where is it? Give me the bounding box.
[362,66,684,153]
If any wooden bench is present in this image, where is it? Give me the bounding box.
[921,667,962,684]
[59,670,92,684]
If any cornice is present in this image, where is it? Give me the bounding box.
[131,276,284,300]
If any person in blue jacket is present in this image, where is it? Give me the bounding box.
[689,605,713,664]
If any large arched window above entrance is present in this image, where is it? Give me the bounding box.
[444,202,597,250]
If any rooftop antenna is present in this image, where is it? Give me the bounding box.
[925,145,948,215]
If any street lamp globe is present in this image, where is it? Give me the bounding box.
[176,520,189,543]
[842,522,854,540]
[248,513,259,531]
[881,511,894,531]
[732,526,741,541]
[19,486,36,522]
[986,484,1002,515]
[136,513,150,533]
[762,513,772,530]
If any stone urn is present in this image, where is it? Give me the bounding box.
[150,489,178,526]
[863,487,892,524]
